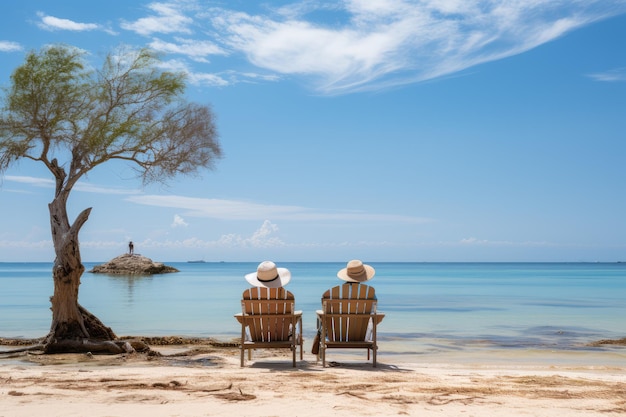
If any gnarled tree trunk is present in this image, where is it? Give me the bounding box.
[43,196,133,354]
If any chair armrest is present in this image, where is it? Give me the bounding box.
[374,312,385,324]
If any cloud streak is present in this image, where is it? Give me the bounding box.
[37,12,102,32]
[458,237,554,247]
[148,37,226,62]
[4,176,429,223]
[588,67,626,82]
[120,2,193,35]
[126,194,431,223]
[4,176,139,195]
[0,41,22,52]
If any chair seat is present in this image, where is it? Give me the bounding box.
[236,311,302,325]
[324,341,374,348]
[242,340,294,348]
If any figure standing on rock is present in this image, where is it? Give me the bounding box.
[129,241,134,255]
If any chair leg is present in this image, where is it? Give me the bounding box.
[299,318,304,360]
[373,346,377,368]
[240,326,245,367]
[372,321,377,367]
[321,326,326,367]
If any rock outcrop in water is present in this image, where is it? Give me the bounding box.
[89,254,179,275]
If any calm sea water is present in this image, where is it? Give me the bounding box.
[1,262,625,360]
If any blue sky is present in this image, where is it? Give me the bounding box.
[1,0,625,263]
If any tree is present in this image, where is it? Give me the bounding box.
[0,45,221,353]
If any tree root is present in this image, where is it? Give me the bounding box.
[37,303,133,355]
[43,338,135,354]
[0,344,46,355]
[1,338,152,356]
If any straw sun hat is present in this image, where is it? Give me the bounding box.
[245,261,291,288]
[337,259,375,282]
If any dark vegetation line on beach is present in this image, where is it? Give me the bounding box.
[0,336,239,347]
[0,336,241,357]
[2,336,626,349]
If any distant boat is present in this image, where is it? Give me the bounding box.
[187,260,206,263]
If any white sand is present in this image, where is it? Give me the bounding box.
[1,345,625,416]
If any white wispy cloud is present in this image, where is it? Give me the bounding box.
[126,194,431,223]
[4,177,421,225]
[45,0,618,94]
[74,183,139,195]
[148,37,226,62]
[236,71,281,82]
[158,58,230,86]
[36,12,102,32]
[588,67,626,82]
[187,71,231,86]
[459,237,554,247]
[155,48,279,87]
[4,176,55,188]
[120,2,193,35]
[4,176,139,195]
[204,0,624,94]
[0,41,22,52]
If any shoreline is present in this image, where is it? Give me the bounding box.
[1,338,625,416]
[2,335,626,367]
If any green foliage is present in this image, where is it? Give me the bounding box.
[0,44,221,190]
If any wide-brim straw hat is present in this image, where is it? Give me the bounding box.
[337,259,375,282]
[245,261,291,288]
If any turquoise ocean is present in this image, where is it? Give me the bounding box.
[1,262,625,363]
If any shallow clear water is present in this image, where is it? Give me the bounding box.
[1,262,625,358]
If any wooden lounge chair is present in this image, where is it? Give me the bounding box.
[234,287,303,367]
[316,283,384,367]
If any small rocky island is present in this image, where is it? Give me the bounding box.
[89,254,179,275]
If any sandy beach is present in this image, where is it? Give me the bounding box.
[1,339,625,417]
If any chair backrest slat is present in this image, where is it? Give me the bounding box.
[322,283,377,342]
[241,288,294,342]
